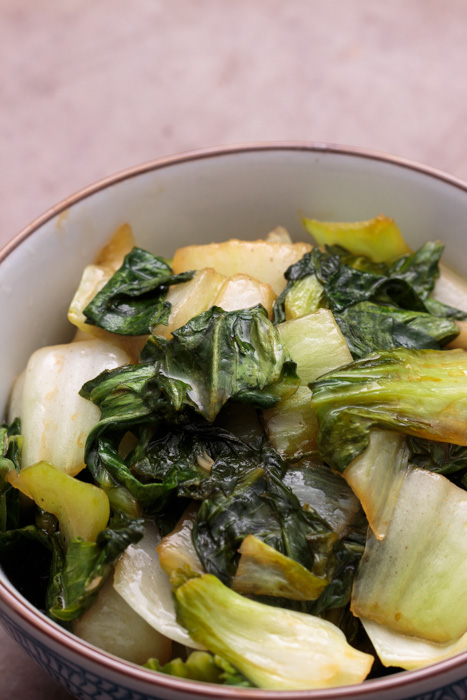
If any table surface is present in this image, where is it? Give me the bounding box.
[2,0,467,697]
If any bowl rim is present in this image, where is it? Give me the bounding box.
[1,140,467,698]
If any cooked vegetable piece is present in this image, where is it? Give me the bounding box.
[113,521,204,649]
[283,459,361,537]
[49,514,144,621]
[145,650,252,686]
[83,404,265,516]
[153,268,225,339]
[360,617,467,671]
[17,339,130,476]
[232,534,328,600]
[311,347,467,472]
[351,468,467,644]
[83,247,194,336]
[174,573,373,689]
[157,503,204,576]
[74,573,172,665]
[212,273,276,317]
[139,305,299,422]
[335,301,459,357]
[263,310,352,458]
[302,214,411,262]
[343,430,410,539]
[172,239,312,295]
[275,242,463,355]
[7,461,109,547]
[434,262,467,314]
[68,223,135,334]
[193,455,338,589]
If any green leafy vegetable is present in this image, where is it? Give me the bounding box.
[82,305,299,430]
[174,573,374,689]
[83,247,194,335]
[407,436,467,488]
[334,302,459,357]
[232,534,328,600]
[193,452,338,589]
[311,347,467,472]
[49,514,144,621]
[145,650,252,686]
[0,418,22,532]
[141,305,299,421]
[274,243,464,356]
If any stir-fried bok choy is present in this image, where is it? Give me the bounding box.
[2,213,467,690]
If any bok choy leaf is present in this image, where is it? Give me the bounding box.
[311,347,467,472]
[274,243,464,356]
[49,513,144,622]
[83,247,194,335]
[174,573,373,689]
[192,451,338,589]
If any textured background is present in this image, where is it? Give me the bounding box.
[1,0,467,697]
[3,0,467,243]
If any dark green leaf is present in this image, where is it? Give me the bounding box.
[49,513,144,621]
[0,526,62,614]
[334,302,459,357]
[193,455,338,588]
[274,244,466,357]
[0,418,22,532]
[407,436,467,489]
[83,247,194,335]
[140,305,299,421]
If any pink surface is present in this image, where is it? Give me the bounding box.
[2,1,467,697]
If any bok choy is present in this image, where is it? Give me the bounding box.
[3,213,467,692]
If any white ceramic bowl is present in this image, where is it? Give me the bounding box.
[1,143,467,700]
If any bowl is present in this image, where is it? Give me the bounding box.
[1,142,467,700]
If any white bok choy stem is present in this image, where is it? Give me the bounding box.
[174,573,373,690]
[113,521,205,649]
[343,430,410,540]
[74,574,172,666]
[360,617,467,671]
[434,262,467,314]
[12,339,131,476]
[351,468,467,644]
[263,309,352,458]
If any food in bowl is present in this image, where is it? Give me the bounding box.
[1,212,467,691]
